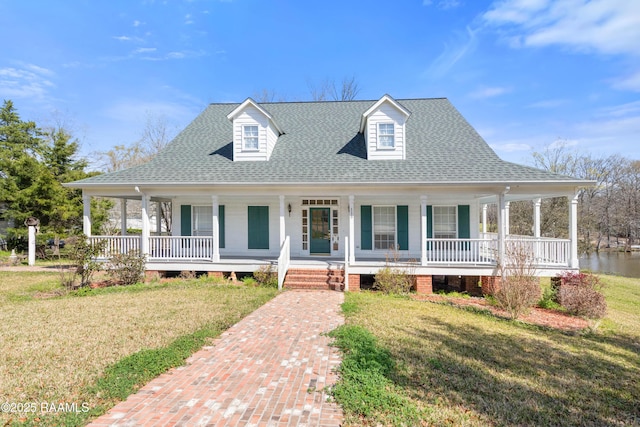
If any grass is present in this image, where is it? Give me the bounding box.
[0,271,277,426]
[332,275,640,426]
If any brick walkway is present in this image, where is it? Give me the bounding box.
[89,290,345,427]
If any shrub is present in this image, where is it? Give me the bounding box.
[107,250,146,286]
[495,244,541,319]
[254,264,278,288]
[241,276,258,287]
[556,272,607,319]
[59,235,106,289]
[538,286,561,310]
[373,248,415,295]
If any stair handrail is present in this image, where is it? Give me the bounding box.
[344,235,349,291]
[277,235,291,290]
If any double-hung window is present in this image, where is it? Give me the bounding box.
[243,125,259,150]
[378,123,395,148]
[433,206,457,238]
[192,206,213,236]
[373,206,395,250]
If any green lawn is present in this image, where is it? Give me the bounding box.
[0,271,277,426]
[333,274,640,426]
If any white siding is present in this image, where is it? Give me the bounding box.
[232,106,277,161]
[365,103,407,160]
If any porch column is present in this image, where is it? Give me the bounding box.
[497,188,509,265]
[420,196,428,265]
[211,195,220,262]
[120,199,127,236]
[569,193,579,269]
[348,195,355,264]
[156,201,162,235]
[482,204,487,234]
[279,195,286,247]
[141,194,150,257]
[82,192,91,237]
[533,198,541,238]
[505,201,511,236]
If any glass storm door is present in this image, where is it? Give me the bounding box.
[310,208,331,254]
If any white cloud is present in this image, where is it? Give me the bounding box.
[113,35,145,43]
[133,47,157,54]
[597,100,640,118]
[527,98,568,108]
[185,14,194,24]
[0,64,55,100]
[483,0,640,56]
[469,86,510,99]
[423,0,462,9]
[133,20,142,27]
[611,70,640,92]
[489,141,532,152]
[425,26,478,78]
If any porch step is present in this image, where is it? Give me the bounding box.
[284,268,344,291]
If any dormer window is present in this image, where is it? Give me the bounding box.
[378,123,395,149]
[360,95,411,160]
[227,98,283,162]
[243,125,259,151]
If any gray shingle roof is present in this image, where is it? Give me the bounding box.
[72,98,583,186]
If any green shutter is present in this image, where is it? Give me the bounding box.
[218,205,225,249]
[248,206,269,249]
[181,205,191,236]
[426,205,433,238]
[361,205,372,250]
[397,205,409,250]
[458,205,470,238]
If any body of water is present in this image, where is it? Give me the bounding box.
[579,251,640,278]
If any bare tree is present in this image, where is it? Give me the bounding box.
[96,113,177,233]
[308,76,361,101]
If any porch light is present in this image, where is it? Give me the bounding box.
[288,203,292,216]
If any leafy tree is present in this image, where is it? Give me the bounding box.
[0,100,110,245]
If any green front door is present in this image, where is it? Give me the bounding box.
[310,208,331,255]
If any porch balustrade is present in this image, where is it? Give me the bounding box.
[87,235,570,267]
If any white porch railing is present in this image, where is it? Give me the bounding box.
[87,234,570,268]
[425,238,497,265]
[149,236,213,259]
[505,236,570,266]
[277,236,290,290]
[481,233,570,266]
[89,236,141,258]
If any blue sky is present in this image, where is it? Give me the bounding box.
[1,0,639,167]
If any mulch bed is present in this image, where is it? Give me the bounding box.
[412,294,589,332]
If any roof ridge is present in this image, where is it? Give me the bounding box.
[208,97,449,106]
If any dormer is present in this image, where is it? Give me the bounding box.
[226,98,283,161]
[359,94,411,160]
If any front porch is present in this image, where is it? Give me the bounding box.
[81,187,581,290]
[88,233,573,288]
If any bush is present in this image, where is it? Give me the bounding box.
[538,286,561,310]
[373,248,415,295]
[254,264,278,288]
[374,266,414,295]
[107,250,146,286]
[60,236,105,289]
[556,272,607,319]
[495,244,541,319]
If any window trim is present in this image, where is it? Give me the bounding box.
[432,205,458,239]
[372,205,397,250]
[377,122,395,149]
[242,125,259,151]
